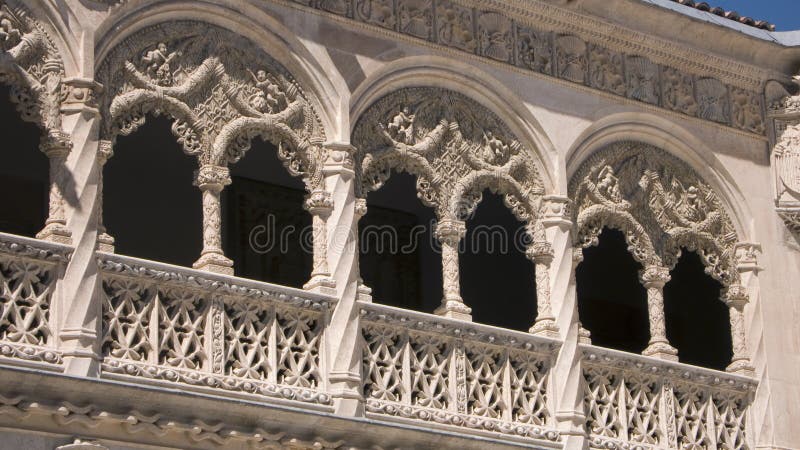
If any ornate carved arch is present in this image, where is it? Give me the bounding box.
[0,0,64,135]
[96,21,327,190]
[569,141,740,286]
[352,87,545,224]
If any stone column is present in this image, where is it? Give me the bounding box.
[303,189,336,294]
[192,164,233,275]
[95,140,114,252]
[527,240,559,337]
[433,218,471,321]
[57,77,104,376]
[641,265,679,361]
[36,130,72,244]
[541,195,587,449]
[724,284,755,376]
[322,143,364,416]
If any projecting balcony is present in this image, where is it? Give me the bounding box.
[0,231,754,449]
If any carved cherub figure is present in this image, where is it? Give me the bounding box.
[597,165,623,203]
[247,69,285,113]
[386,106,415,144]
[0,15,19,50]
[142,42,180,85]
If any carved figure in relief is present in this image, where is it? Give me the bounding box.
[142,43,180,85]
[481,130,509,165]
[662,68,697,116]
[356,0,395,29]
[517,28,551,74]
[385,106,415,144]
[438,3,475,52]
[580,163,628,208]
[478,13,510,62]
[555,35,587,84]
[399,0,432,39]
[696,78,729,123]
[589,47,624,95]
[731,88,764,134]
[0,13,20,50]
[248,69,286,114]
[639,169,722,234]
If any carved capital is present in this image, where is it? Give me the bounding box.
[39,130,71,158]
[640,265,671,288]
[60,77,103,111]
[324,142,356,172]
[304,189,333,216]
[526,240,554,263]
[434,219,466,245]
[194,165,231,192]
[723,284,749,309]
[734,242,761,272]
[97,140,114,166]
[540,195,572,228]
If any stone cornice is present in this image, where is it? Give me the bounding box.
[277,0,770,135]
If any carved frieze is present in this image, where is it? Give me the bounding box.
[769,81,800,234]
[570,141,740,286]
[97,21,326,189]
[287,0,766,134]
[352,87,544,224]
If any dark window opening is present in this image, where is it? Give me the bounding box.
[361,171,440,312]
[223,138,311,288]
[461,190,536,332]
[105,115,202,267]
[664,250,732,371]
[577,228,649,354]
[0,84,48,237]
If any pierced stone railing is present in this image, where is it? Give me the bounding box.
[98,252,336,406]
[581,345,755,450]
[0,232,71,368]
[360,302,561,443]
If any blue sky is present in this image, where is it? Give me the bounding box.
[709,1,800,31]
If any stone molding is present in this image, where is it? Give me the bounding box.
[282,0,767,135]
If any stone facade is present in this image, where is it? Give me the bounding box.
[0,0,797,449]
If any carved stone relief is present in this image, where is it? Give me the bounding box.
[288,0,766,134]
[0,1,64,134]
[96,21,326,188]
[769,79,800,234]
[352,87,544,224]
[570,142,740,287]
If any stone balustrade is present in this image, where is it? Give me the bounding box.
[97,252,336,406]
[359,301,562,444]
[582,345,754,450]
[0,233,758,448]
[0,232,72,368]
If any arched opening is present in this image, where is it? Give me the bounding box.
[222,138,311,288]
[104,115,202,267]
[0,84,48,237]
[461,190,536,331]
[360,171,440,311]
[577,228,649,354]
[664,250,732,370]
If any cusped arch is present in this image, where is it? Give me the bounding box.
[352,86,545,227]
[350,56,559,193]
[569,139,742,287]
[96,16,334,190]
[0,0,69,136]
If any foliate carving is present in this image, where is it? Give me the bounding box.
[696,77,731,124]
[477,11,512,63]
[353,87,544,224]
[515,25,552,75]
[0,1,64,132]
[555,35,587,84]
[435,0,476,53]
[570,141,740,287]
[97,22,326,189]
[625,56,660,105]
[588,45,625,96]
